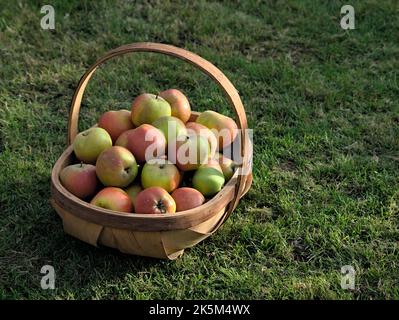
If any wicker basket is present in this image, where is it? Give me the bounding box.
[50,42,252,260]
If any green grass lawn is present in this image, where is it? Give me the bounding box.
[1,0,398,299]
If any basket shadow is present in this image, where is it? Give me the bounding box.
[41,205,173,296]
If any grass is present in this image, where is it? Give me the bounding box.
[0,0,398,299]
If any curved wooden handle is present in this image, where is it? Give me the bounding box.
[68,42,250,225]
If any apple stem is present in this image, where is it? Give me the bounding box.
[80,161,84,168]
[155,94,159,99]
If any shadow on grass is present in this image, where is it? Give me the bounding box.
[1,172,172,298]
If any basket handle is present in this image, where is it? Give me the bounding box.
[68,42,250,227]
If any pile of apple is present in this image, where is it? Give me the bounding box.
[60,89,238,214]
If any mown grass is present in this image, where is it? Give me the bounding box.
[0,0,398,299]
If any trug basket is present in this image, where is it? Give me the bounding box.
[51,42,252,260]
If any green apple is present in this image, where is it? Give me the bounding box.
[152,116,187,145]
[141,159,181,193]
[73,127,112,163]
[192,160,225,197]
[131,93,171,126]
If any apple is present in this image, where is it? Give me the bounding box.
[90,187,133,213]
[115,124,166,163]
[214,153,236,181]
[124,183,142,211]
[98,109,134,142]
[96,146,138,187]
[159,89,191,123]
[185,122,217,157]
[171,187,205,212]
[73,127,112,163]
[141,159,180,193]
[152,116,187,145]
[131,93,171,126]
[59,163,98,199]
[192,160,225,197]
[168,134,210,171]
[135,187,176,214]
[196,110,238,150]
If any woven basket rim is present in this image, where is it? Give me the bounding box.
[52,144,240,218]
[51,143,251,231]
